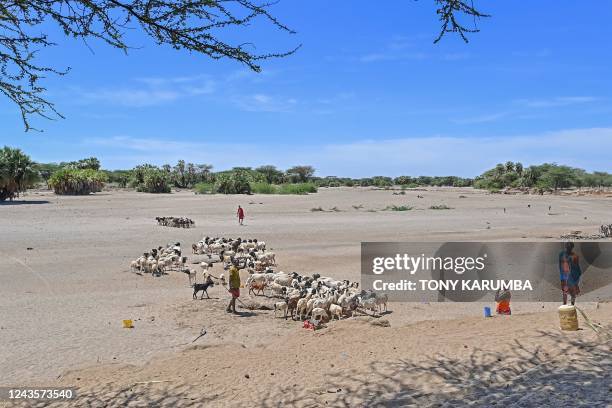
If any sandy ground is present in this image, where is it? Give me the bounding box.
[0,187,611,407]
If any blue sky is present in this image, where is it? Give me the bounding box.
[1,0,611,177]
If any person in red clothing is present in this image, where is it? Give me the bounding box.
[237,205,245,225]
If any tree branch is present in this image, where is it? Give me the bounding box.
[1,0,299,131]
[434,0,490,44]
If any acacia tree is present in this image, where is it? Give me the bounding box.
[285,165,314,183]
[2,0,488,131]
[255,165,283,184]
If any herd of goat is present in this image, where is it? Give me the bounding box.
[193,236,388,323]
[130,236,389,324]
[129,242,187,276]
[247,270,388,323]
[156,217,195,228]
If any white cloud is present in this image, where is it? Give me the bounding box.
[78,75,216,107]
[451,96,602,125]
[81,89,181,107]
[232,93,298,112]
[512,49,552,58]
[516,96,598,108]
[359,52,427,63]
[358,35,469,63]
[85,128,612,177]
[442,52,470,61]
[451,111,509,124]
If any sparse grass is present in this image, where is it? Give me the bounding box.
[235,182,319,195]
[429,204,453,210]
[250,182,277,194]
[194,182,215,194]
[384,205,413,211]
[278,183,318,195]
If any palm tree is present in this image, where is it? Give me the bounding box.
[520,167,539,187]
[515,162,523,176]
[173,160,187,188]
[197,164,214,183]
[0,147,38,201]
[186,162,197,187]
[494,163,505,177]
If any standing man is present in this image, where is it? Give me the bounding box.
[559,242,582,305]
[226,259,242,313]
[237,205,245,225]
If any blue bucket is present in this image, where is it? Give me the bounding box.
[484,306,492,317]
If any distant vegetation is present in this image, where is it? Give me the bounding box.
[129,165,171,194]
[384,205,413,211]
[48,168,107,195]
[2,146,611,199]
[193,182,215,195]
[46,157,107,195]
[214,169,254,194]
[429,204,453,210]
[250,182,277,194]
[277,183,318,195]
[0,147,38,201]
[313,175,473,188]
[473,161,612,192]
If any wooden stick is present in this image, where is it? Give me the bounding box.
[191,328,207,343]
[134,380,172,385]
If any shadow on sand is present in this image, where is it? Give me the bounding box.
[0,200,50,206]
[255,330,611,407]
[28,327,611,407]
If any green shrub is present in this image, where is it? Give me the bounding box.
[278,183,317,195]
[372,177,393,187]
[48,168,107,195]
[129,165,171,193]
[250,182,277,194]
[139,171,171,193]
[429,204,452,210]
[394,176,413,185]
[214,170,251,194]
[384,205,413,211]
[0,147,38,201]
[105,170,131,187]
[194,182,215,194]
[63,157,101,171]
